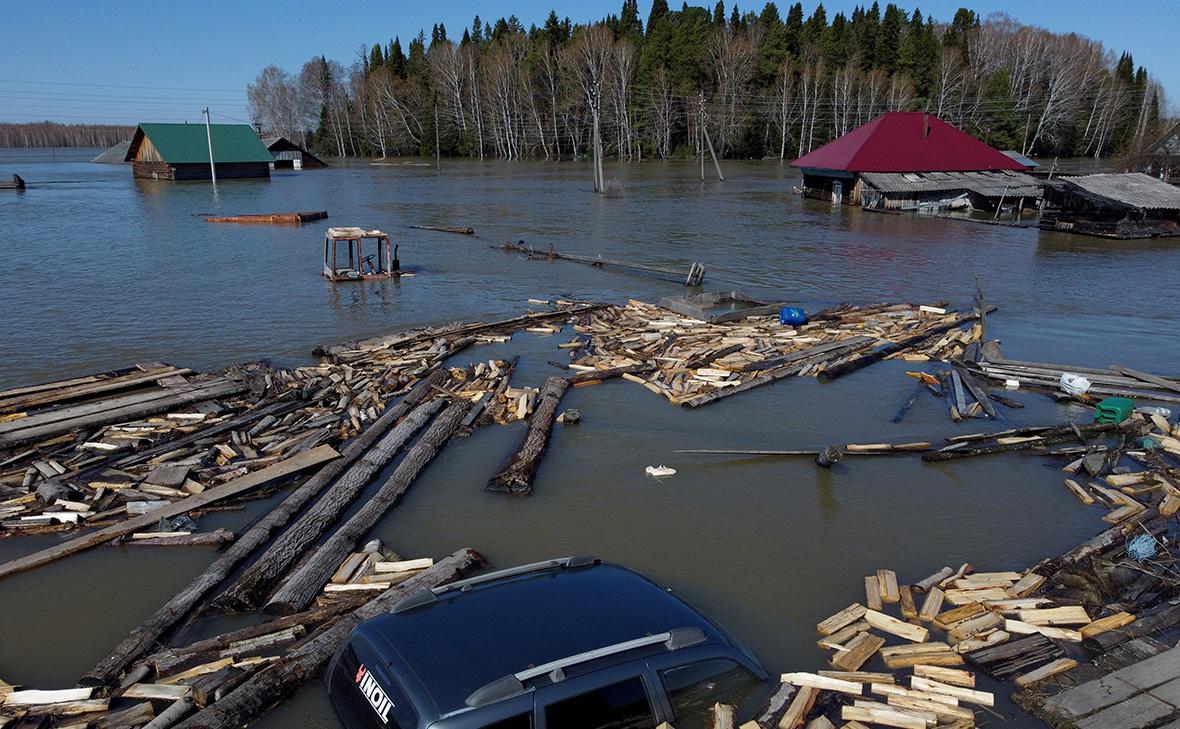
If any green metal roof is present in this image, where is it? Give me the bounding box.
[129,123,272,164]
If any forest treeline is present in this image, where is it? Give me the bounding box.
[0,122,133,149]
[249,1,1167,162]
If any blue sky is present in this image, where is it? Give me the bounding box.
[0,0,1175,125]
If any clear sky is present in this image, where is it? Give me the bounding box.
[0,0,1175,125]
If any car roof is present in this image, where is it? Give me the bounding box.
[356,559,730,718]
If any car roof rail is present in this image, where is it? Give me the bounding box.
[391,556,600,615]
[464,627,706,708]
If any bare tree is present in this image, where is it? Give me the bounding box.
[562,25,612,191]
[248,66,302,141]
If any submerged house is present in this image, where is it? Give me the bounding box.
[792,112,1042,214]
[124,123,272,180]
[1040,173,1180,239]
[263,136,327,170]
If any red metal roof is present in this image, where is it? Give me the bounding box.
[791,112,1027,173]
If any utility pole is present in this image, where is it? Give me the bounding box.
[698,92,724,182]
[203,107,217,185]
[434,102,441,173]
[698,92,705,182]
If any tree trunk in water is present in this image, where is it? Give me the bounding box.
[79,372,446,687]
[263,400,470,615]
[171,549,485,729]
[487,376,570,495]
[211,390,446,612]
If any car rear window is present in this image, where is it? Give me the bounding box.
[544,676,655,729]
[659,659,763,728]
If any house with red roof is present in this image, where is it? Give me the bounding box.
[791,112,1042,215]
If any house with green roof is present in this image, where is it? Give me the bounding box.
[124,123,272,180]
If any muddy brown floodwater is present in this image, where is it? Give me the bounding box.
[1,149,1179,728]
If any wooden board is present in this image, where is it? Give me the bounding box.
[0,446,338,580]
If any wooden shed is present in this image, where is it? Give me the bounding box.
[263,136,327,170]
[124,123,272,180]
[1040,173,1180,239]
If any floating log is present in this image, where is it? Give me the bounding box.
[676,442,931,457]
[408,224,474,235]
[498,241,706,287]
[922,422,1121,462]
[1,174,25,190]
[487,376,569,495]
[116,529,234,547]
[0,446,339,583]
[212,386,446,612]
[171,549,484,729]
[203,212,327,225]
[263,401,469,615]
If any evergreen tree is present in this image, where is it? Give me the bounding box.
[876,3,902,72]
[671,4,712,86]
[802,4,827,50]
[730,5,741,28]
[943,8,978,65]
[406,32,428,80]
[757,3,789,84]
[713,1,726,26]
[784,2,803,57]
[619,0,643,39]
[647,0,670,32]
[856,2,881,71]
[471,15,483,45]
[368,44,384,76]
[542,10,568,44]
[387,37,407,77]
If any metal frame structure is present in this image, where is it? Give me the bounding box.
[323,229,394,282]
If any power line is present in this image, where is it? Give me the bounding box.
[0,78,247,93]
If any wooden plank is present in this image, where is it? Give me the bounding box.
[876,569,900,604]
[778,685,818,729]
[1004,619,1083,642]
[1017,606,1092,626]
[1114,366,1180,395]
[1080,612,1136,639]
[1006,572,1046,598]
[864,576,883,611]
[912,666,975,687]
[918,587,944,622]
[840,704,925,729]
[909,676,993,706]
[0,379,245,448]
[120,684,191,701]
[818,620,871,650]
[817,671,894,685]
[1014,658,1078,688]
[0,445,338,580]
[0,366,190,414]
[818,604,867,636]
[831,632,885,672]
[780,673,864,696]
[865,609,929,643]
[3,688,93,705]
[898,585,917,619]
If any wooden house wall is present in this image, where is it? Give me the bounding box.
[133,136,164,163]
[132,162,270,181]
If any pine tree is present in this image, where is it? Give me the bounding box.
[387,37,407,77]
[471,15,483,45]
[647,0,670,32]
[713,1,726,26]
[368,44,384,76]
[619,0,643,39]
[784,2,803,57]
[876,3,902,72]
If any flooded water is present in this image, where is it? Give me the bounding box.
[1,148,1179,727]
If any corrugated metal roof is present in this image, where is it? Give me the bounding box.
[127,123,271,164]
[791,113,1028,173]
[860,170,1043,197]
[1063,172,1180,210]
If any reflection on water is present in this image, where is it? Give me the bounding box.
[1,149,1178,729]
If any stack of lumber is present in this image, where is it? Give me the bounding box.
[317,539,433,603]
[568,300,982,408]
